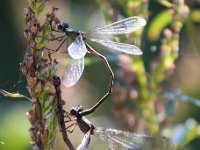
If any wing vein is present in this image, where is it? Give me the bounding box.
[89,16,146,35]
[90,38,143,55]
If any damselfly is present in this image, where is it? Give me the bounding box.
[53,77,173,150]
[66,106,173,150]
[50,16,146,87]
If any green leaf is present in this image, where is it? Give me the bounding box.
[190,10,200,23]
[0,89,32,101]
[147,10,172,41]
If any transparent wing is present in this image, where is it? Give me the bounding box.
[62,57,84,87]
[90,16,146,35]
[68,35,87,59]
[95,128,174,150]
[90,38,143,55]
[77,130,92,150]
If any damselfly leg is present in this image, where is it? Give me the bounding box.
[34,19,69,54]
[65,122,77,133]
[64,111,78,133]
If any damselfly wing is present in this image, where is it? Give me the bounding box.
[62,57,84,87]
[58,16,146,87]
[94,128,173,150]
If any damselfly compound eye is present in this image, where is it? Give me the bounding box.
[62,22,69,28]
[57,24,63,31]
[70,108,77,115]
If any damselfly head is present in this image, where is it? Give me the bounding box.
[57,22,69,31]
[70,105,83,116]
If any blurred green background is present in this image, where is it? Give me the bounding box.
[1,0,200,150]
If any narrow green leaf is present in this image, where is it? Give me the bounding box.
[147,10,172,41]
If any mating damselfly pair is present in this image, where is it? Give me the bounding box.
[49,16,146,88]
[50,16,174,150]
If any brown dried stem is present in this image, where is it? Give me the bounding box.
[21,1,73,149]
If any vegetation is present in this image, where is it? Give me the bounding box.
[1,0,200,150]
